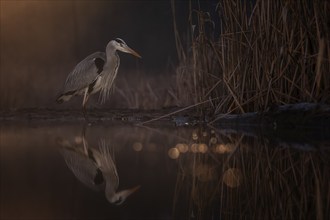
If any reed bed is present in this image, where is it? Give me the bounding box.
[172,0,330,114]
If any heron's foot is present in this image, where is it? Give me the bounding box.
[85,120,93,126]
[82,111,92,124]
[83,116,98,126]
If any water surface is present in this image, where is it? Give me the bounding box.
[1,121,329,219]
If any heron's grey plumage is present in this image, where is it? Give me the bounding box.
[56,38,141,116]
[99,45,120,103]
[61,52,106,95]
[60,147,104,191]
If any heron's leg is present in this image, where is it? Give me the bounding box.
[82,134,88,155]
[82,101,89,120]
[82,88,90,120]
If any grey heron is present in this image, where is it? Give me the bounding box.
[56,38,141,117]
[58,138,140,205]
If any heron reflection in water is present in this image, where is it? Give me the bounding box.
[58,137,140,205]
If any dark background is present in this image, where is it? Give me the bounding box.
[0,0,218,110]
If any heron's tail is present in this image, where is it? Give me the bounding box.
[56,95,68,103]
[56,91,75,103]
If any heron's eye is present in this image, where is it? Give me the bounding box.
[115,38,124,44]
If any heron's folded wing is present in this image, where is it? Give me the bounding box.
[62,52,106,94]
[60,148,104,191]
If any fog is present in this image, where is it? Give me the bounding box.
[0,1,188,109]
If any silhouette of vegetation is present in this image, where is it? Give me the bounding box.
[1,1,329,118]
[172,0,330,115]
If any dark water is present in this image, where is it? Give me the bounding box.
[1,121,329,220]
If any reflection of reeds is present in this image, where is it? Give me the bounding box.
[172,127,330,219]
[172,0,330,114]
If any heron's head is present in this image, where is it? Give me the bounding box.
[105,185,141,205]
[110,38,141,58]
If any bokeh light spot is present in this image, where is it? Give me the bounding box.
[223,168,242,188]
[176,143,188,153]
[132,142,143,152]
[198,143,208,153]
[168,147,180,159]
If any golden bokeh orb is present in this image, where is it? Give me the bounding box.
[198,143,208,153]
[176,143,189,153]
[132,142,143,152]
[168,147,180,159]
[223,168,242,188]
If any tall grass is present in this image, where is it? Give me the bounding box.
[172,0,330,114]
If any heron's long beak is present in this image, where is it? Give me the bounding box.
[122,46,142,58]
[115,185,141,205]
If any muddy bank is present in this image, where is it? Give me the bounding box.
[213,103,330,129]
[0,108,172,123]
[1,103,329,129]
[1,103,329,152]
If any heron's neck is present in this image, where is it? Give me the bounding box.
[104,178,116,199]
[103,49,119,70]
[105,44,117,58]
